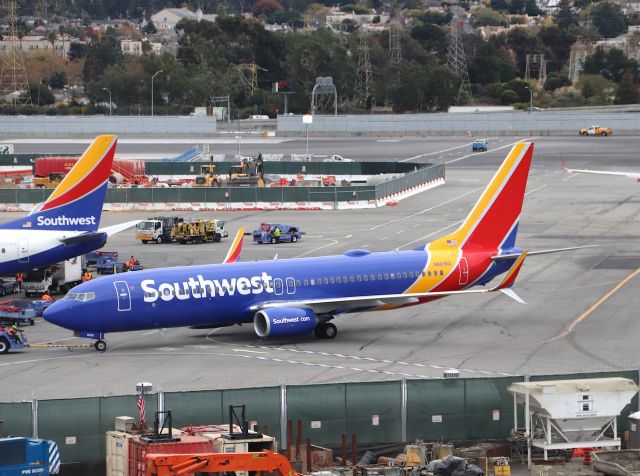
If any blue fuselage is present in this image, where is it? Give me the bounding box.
[44,249,447,333]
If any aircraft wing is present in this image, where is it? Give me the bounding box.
[59,232,107,245]
[563,162,640,181]
[252,251,528,314]
[99,220,141,237]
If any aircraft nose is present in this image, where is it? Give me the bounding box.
[44,300,76,330]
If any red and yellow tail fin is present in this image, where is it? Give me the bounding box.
[223,227,245,264]
[431,142,534,252]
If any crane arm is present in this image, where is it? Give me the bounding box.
[147,451,300,476]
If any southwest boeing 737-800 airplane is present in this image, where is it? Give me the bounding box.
[44,142,585,351]
[0,135,137,276]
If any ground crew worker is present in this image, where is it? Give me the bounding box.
[7,325,20,344]
[273,226,281,243]
[16,272,23,292]
[42,291,53,301]
[83,271,93,281]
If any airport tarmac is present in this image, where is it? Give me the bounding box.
[0,135,638,401]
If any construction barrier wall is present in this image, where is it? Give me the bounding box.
[0,163,444,206]
[1,371,638,464]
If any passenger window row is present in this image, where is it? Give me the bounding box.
[142,267,448,299]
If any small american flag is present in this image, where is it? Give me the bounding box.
[137,393,146,426]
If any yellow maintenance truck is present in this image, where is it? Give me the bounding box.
[170,219,228,243]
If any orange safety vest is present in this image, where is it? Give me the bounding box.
[83,272,92,281]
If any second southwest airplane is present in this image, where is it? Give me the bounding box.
[44,142,582,351]
[0,135,137,276]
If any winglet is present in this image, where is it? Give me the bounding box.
[491,249,528,290]
[223,227,245,264]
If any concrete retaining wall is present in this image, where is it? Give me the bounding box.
[277,111,640,136]
[0,115,217,138]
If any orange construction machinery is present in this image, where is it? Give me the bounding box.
[146,450,300,476]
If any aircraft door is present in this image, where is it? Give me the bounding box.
[286,277,296,294]
[458,257,469,285]
[18,238,28,263]
[113,280,132,311]
[274,278,283,295]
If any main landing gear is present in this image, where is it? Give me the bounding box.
[314,322,337,339]
[94,340,107,352]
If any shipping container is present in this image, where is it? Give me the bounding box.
[129,435,213,476]
[34,157,145,182]
[107,431,136,476]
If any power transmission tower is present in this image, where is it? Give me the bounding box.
[355,27,373,108]
[389,22,401,64]
[525,54,547,84]
[0,0,32,106]
[568,41,588,83]
[237,63,266,96]
[446,21,473,105]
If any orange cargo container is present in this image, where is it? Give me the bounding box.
[129,435,213,476]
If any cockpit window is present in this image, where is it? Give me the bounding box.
[64,291,96,302]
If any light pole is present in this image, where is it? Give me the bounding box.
[302,114,313,159]
[525,86,533,113]
[151,69,163,116]
[102,87,112,116]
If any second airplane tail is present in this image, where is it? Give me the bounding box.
[1,135,117,232]
[431,142,534,252]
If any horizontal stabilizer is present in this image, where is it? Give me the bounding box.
[492,245,597,261]
[563,160,640,180]
[500,288,526,304]
[99,220,140,237]
[59,232,107,245]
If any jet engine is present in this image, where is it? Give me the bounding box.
[253,308,317,338]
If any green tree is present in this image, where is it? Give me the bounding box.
[500,89,518,104]
[501,28,544,77]
[555,0,579,29]
[614,70,639,104]
[524,0,543,16]
[83,35,121,82]
[543,73,571,91]
[29,82,55,106]
[473,7,508,26]
[418,11,452,25]
[469,41,516,84]
[538,25,576,71]
[510,0,526,14]
[578,74,615,102]
[590,2,627,38]
[142,21,157,34]
[410,23,449,60]
[49,71,68,89]
[583,47,639,82]
[490,0,510,12]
